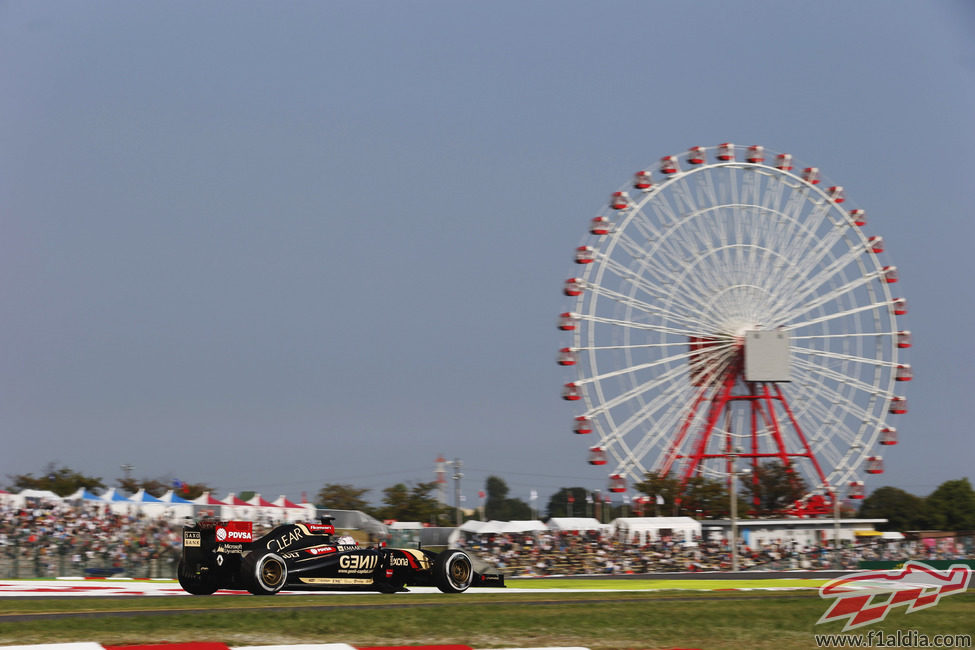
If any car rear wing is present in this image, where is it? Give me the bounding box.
[183,520,255,555]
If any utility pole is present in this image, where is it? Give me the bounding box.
[729,448,750,572]
[834,489,842,568]
[452,458,463,526]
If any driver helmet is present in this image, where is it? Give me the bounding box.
[337,535,357,546]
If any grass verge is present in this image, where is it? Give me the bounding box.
[0,585,972,649]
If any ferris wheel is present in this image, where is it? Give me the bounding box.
[558,144,911,513]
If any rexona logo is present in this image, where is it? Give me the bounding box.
[215,521,253,543]
[818,561,972,631]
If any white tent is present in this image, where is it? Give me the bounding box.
[546,517,607,533]
[459,519,494,534]
[504,520,549,533]
[158,490,197,520]
[192,492,232,519]
[612,517,702,545]
[128,488,170,519]
[100,488,135,515]
[9,489,62,508]
[246,493,283,524]
[65,487,104,503]
[222,493,258,520]
[272,495,314,523]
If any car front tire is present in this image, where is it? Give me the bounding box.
[432,549,474,593]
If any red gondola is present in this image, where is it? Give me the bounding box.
[564,278,584,296]
[588,446,607,465]
[717,142,735,161]
[562,382,582,401]
[868,236,884,253]
[660,156,678,175]
[573,416,593,435]
[866,456,884,474]
[575,246,595,264]
[687,146,706,165]
[558,347,577,366]
[746,145,764,163]
[882,266,898,283]
[891,298,908,315]
[633,171,653,190]
[775,153,793,170]
[802,167,820,184]
[558,312,579,331]
[850,209,867,227]
[590,216,612,235]
[880,427,897,446]
[608,474,627,493]
[610,191,630,210]
[895,364,912,381]
[889,396,908,414]
[848,481,865,499]
[896,331,912,348]
[828,186,845,203]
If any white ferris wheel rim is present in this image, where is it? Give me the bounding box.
[562,144,909,502]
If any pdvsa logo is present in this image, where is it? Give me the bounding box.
[216,521,253,543]
[305,546,336,556]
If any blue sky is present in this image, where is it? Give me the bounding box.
[1,1,973,509]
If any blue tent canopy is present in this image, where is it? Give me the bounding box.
[160,489,194,504]
[101,488,132,502]
[131,489,163,503]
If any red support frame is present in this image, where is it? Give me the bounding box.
[665,341,833,515]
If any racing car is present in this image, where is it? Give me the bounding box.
[177,517,504,595]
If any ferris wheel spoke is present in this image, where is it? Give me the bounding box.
[611,228,726,316]
[791,356,895,401]
[770,245,869,316]
[632,389,711,472]
[792,343,899,370]
[786,299,890,332]
[583,280,722,335]
[581,344,732,389]
[590,246,707,316]
[787,365,887,430]
[593,357,726,438]
[579,314,717,340]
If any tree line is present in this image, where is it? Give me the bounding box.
[7,462,974,531]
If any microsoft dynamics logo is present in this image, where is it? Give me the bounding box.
[817,561,972,631]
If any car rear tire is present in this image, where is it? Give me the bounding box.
[242,552,288,595]
[432,549,474,593]
[177,558,219,595]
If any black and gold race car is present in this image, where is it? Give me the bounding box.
[177,517,503,595]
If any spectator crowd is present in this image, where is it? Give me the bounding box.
[2,500,972,579]
[1,501,187,579]
[457,529,975,576]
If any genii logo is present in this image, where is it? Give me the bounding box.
[818,560,972,631]
[216,521,253,543]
